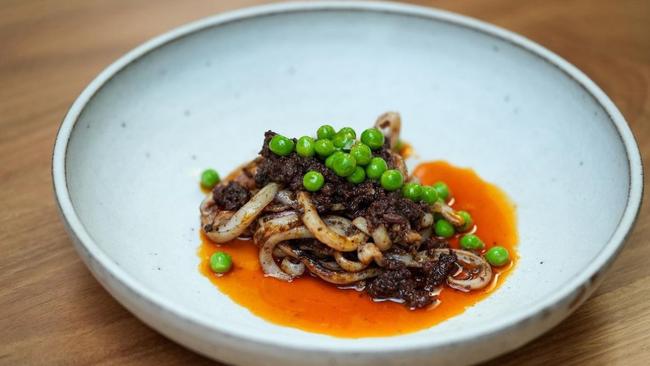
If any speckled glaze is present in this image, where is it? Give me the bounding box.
[52,2,643,365]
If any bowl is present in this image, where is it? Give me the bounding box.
[52,2,643,365]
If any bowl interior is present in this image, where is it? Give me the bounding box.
[64,8,630,348]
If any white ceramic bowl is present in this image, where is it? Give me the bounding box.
[53,2,643,365]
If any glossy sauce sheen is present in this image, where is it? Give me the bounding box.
[198,161,517,338]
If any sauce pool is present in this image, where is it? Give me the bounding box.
[198,161,517,338]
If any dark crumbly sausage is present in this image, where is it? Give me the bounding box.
[422,237,450,250]
[418,252,458,292]
[213,182,250,211]
[366,267,433,308]
[367,251,457,308]
[361,191,429,232]
[255,131,342,195]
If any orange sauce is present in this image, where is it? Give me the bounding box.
[198,161,517,337]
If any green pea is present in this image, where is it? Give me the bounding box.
[380,169,404,191]
[332,131,355,150]
[485,246,510,266]
[210,251,232,274]
[331,153,357,177]
[200,169,220,189]
[460,234,484,250]
[324,151,343,168]
[402,183,422,201]
[296,136,315,157]
[303,171,325,192]
[366,157,388,179]
[350,143,372,165]
[269,134,294,156]
[317,124,336,140]
[347,166,366,184]
[457,210,473,231]
[420,186,439,204]
[314,139,335,157]
[338,127,357,139]
[360,128,385,150]
[435,219,455,238]
[433,181,451,201]
[325,151,344,169]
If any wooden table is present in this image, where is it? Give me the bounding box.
[1,0,648,364]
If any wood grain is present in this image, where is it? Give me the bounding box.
[1,0,648,365]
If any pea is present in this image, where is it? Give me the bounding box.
[402,183,422,201]
[486,246,510,266]
[210,251,232,274]
[435,219,455,238]
[331,153,357,177]
[314,138,335,157]
[296,136,315,157]
[338,127,357,139]
[269,134,294,156]
[317,124,336,140]
[332,131,355,150]
[460,234,484,250]
[420,186,439,204]
[325,151,345,169]
[360,128,385,150]
[366,157,388,179]
[433,181,451,201]
[347,166,366,184]
[350,143,372,165]
[200,169,220,189]
[303,171,325,192]
[457,210,473,231]
[380,169,404,191]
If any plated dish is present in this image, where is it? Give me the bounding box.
[52,2,642,366]
[198,112,517,336]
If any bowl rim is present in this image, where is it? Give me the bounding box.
[52,0,644,354]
